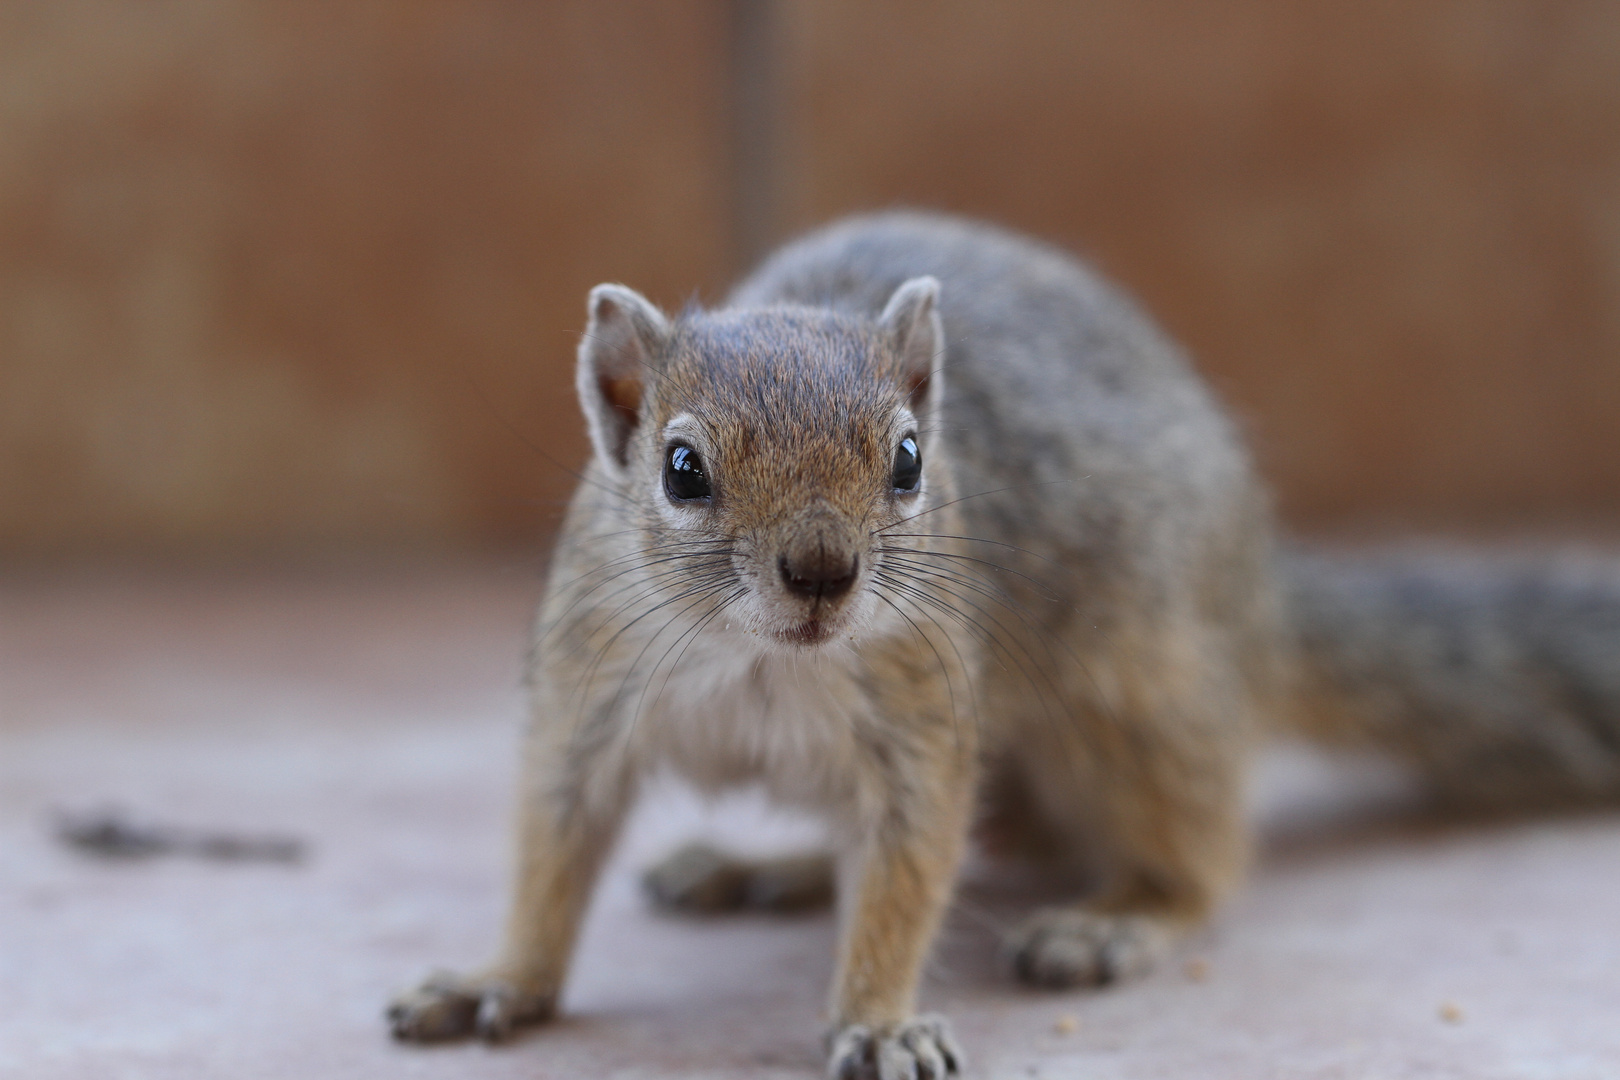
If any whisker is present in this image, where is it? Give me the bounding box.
[571,572,740,708]
[875,571,1046,691]
[879,533,1083,586]
[543,550,738,648]
[882,478,1083,530]
[873,565,1097,742]
[869,584,981,762]
[880,551,1056,612]
[632,586,750,736]
[587,583,734,720]
[868,587,972,758]
[458,359,637,511]
[876,555,1131,746]
[547,557,734,650]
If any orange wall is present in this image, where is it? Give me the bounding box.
[4,2,1619,555]
[776,2,1620,533]
[0,3,733,555]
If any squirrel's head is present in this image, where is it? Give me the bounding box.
[574,277,947,650]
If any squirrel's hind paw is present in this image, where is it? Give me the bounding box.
[386,970,553,1043]
[643,842,834,915]
[1003,908,1171,989]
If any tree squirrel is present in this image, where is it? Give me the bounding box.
[388,212,1620,1078]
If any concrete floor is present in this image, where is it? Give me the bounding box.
[4,563,1619,1080]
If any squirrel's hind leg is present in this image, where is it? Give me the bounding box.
[642,842,835,915]
[997,645,1255,989]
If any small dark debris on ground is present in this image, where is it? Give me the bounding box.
[54,808,307,864]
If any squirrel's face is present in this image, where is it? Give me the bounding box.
[575,278,945,651]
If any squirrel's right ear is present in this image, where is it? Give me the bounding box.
[577,284,671,472]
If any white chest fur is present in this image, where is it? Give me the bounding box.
[636,631,869,807]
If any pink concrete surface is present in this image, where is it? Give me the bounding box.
[3,564,1618,1079]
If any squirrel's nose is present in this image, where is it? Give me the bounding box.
[779,551,858,602]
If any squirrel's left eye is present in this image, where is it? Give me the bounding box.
[891,434,922,493]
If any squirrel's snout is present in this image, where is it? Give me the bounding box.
[778,551,858,602]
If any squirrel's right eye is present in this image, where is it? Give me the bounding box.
[664,444,712,502]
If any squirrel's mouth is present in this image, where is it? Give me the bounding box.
[776,618,834,647]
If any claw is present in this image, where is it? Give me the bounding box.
[826,1015,962,1080]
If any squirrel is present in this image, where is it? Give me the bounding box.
[387,212,1620,1078]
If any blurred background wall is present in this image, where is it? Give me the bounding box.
[3,1,1619,560]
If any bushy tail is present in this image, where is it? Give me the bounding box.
[1281,545,1620,811]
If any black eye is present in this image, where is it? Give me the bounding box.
[664,443,712,502]
[891,434,922,493]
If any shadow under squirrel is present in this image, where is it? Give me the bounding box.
[389,213,1620,1078]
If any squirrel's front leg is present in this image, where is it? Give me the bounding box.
[389,691,628,1043]
[825,722,975,1080]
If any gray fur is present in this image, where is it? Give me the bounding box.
[736,213,1281,883]
[738,212,1620,813]
[1287,545,1620,810]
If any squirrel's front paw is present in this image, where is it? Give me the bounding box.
[826,1014,962,1080]
[386,969,553,1043]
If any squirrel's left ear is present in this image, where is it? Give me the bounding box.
[880,276,945,428]
[577,284,671,474]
